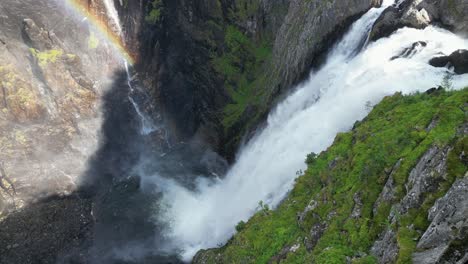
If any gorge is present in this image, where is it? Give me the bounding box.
[0,0,467,264]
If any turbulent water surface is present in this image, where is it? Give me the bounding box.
[130,0,468,260]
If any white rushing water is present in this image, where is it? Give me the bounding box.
[102,0,123,35]
[148,0,468,260]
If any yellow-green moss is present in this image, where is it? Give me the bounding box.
[29,48,63,66]
[145,0,163,24]
[87,31,99,49]
[14,130,28,145]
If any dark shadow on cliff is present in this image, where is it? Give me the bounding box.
[75,70,185,264]
[76,64,227,263]
[0,69,179,263]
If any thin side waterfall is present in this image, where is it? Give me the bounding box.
[102,0,122,35]
[102,0,158,136]
[124,61,158,135]
[144,0,468,260]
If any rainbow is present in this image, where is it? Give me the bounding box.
[64,0,136,64]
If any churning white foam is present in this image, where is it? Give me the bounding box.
[150,1,468,261]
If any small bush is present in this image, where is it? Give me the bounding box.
[235,221,246,232]
[145,0,163,24]
[305,152,317,164]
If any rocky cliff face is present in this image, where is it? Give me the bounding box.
[0,0,126,217]
[270,0,382,96]
[0,0,142,261]
[369,0,468,42]
[126,0,382,160]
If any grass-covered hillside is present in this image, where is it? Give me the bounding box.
[194,88,468,264]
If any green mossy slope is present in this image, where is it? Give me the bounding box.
[194,88,468,264]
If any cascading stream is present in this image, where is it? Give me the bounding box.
[102,0,122,35]
[124,61,158,135]
[142,0,468,260]
[101,0,157,136]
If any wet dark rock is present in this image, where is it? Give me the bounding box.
[429,56,451,68]
[425,86,444,95]
[391,41,427,60]
[449,50,468,74]
[369,0,431,42]
[369,6,402,41]
[429,49,468,74]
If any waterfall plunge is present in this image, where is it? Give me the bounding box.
[102,0,158,136]
[148,0,468,260]
[102,0,122,36]
[124,61,158,135]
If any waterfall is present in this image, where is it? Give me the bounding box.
[101,0,157,136]
[145,0,468,260]
[102,0,122,35]
[124,61,158,135]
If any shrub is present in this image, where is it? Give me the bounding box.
[235,221,246,232]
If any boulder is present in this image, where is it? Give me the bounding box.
[449,50,468,74]
[369,0,432,41]
[413,176,468,263]
[429,56,451,68]
[368,6,401,41]
[429,49,468,74]
[391,41,427,60]
[401,5,431,28]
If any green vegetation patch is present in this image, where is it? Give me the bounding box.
[29,48,63,67]
[196,88,468,263]
[88,31,99,49]
[145,0,163,24]
[212,25,272,129]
